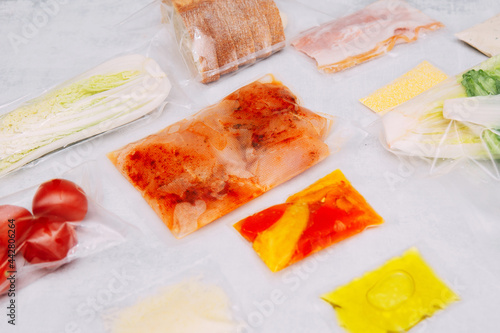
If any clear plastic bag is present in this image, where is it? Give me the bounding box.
[108,74,336,239]
[99,258,245,333]
[455,14,500,57]
[0,53,172,178]
[381,54,500,180]
[233,169,384,273]
[0,163,136,295]
[161,0,286,83]
[315,245,460,333]
[114,0,334,89]
[291,0,444,74]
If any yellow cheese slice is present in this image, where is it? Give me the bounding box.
[360,61,448,115]
[322,247,459,333]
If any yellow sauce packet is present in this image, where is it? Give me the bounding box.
[322,247,459,333]
[360,61,448,115]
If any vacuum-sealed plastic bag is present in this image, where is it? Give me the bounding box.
[360,61,448,115]
[108,74,333,238]
[321,247,459,333]
[382,54,500,179]
[0,164,134,295]
[0,54,172,178]
[161,0,286,83]
[456,13,500,57]
[234,169,383,273]
[101,259,243,333]
[106,279,239,332]
[291,0,443,73]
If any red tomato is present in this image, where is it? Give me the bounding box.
[20,216,78,264]
[0,205,33,254]
[32,179,88,222]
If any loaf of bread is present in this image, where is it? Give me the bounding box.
[164,0,286,83]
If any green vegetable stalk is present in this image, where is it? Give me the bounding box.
[460,66,500,157]
[0,54,171,177]
[383,54,500,162]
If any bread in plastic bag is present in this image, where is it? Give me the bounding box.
[382,54,500,179]
[0,54,172,178]
[108,74,333,238]
[161,0,286,83]
[291,0,443,73]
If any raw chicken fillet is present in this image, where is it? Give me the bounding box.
[108,75,332,238]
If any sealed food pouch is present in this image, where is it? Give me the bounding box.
[161,0,286,83]
[360,61,448,115]
[101,259,244,333]
[456,14,500,57]
[382,53,500,179]
[291,0,443,74]
[0,163,134,294]
[108,74,333,238]
[234,169,383,272]
[321,247,459,333]
[0,54,172,178]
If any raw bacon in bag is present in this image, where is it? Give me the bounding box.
[292,0,443,73]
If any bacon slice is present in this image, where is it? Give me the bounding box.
[108,75,332,238]
[292,0,443,73]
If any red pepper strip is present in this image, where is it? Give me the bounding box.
[234,203,290,242]
[292,204,366,263]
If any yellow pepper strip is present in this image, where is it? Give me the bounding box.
[252,202,309,272]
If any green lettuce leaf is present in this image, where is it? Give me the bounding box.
[383,54,500,161]
[483,129,500,156]
[460,64,500,158]
[462,69,500,97]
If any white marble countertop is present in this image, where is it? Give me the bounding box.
[1,0,500,332]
